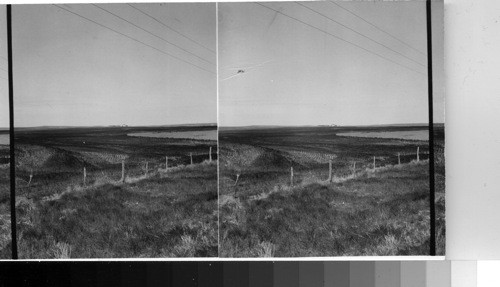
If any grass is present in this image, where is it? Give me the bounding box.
[220,162,437,256]
[0,143,11,258]
[16,163,218,258]
[219,125,445,257]
[14,126,218,258]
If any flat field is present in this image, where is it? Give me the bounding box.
[219,124,445,257]
[337,130,429,141]
[129,130,217,141]
[14,125,218,258]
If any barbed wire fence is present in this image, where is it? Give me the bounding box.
[288,146,429,187]
[15,146,217,191]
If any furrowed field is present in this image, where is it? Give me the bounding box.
[14,125,217,258]
[219,125,445,257]
[0,132,11,258]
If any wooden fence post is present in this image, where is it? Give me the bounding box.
[398,153,401,165]
[328,160,332,182]
[234,174,240,187]
[121,160,125,183]
[290,166,294,187]
[83,167,87,186]
[27,169,33,187]
[165,156,168,169]
[190,153,193,165]
[145,161,148,176]
[373,156,376,169]
[417,146,420,162]
[209,147,212,162]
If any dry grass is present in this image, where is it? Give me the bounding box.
[52,242,72,259]
[219,136,444,257]
[16,160,218,258]
[0,146,10,258]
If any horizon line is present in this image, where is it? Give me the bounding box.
[0,123,217,129]
[219,122,445,128]
[0,122,446,130]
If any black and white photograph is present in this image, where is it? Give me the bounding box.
[11,3,217,258]
[0,5,11,259]
[218,1,444,257]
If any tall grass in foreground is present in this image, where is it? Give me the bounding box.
[0,156,11,258]
[220,161,442,257]
[16,163,218,258]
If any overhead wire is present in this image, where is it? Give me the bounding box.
[127,4,216,54]
[93,4,214,65]
[52,4,215,75]
[255,3,426,76]
[295,2,425,67]
[329,1,427,56]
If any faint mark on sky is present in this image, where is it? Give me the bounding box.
[220,59,275,82]
[264,10,279,36]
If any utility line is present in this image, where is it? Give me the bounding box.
[255,3,425,76]
[329,1,427,56]
[93,4,214,65]
[53,4,215,75]
[296,2,425,67]
[127,4,215,54]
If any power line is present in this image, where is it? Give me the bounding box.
[93,4,214,66]
[53,4,215,75]
[255,3,425,76]
[295,2,425,68]
[329,1,427,56]
[128,4,215,54]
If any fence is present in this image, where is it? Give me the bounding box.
[287,146,427,186]
[18,146,216,188]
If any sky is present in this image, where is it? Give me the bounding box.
[0,6,8,128]
[8,3,216,127]
[219,1,444,127]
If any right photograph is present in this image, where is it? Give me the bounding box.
[218,1,444,257]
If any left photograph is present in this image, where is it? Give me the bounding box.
[0,5,11,259]
[12,3,217,258]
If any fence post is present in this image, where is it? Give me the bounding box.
[417,146,420,162]
[398,153,401,165]
[209,146,212,162]
[27,169,33,187]
[290,166,294,187]
[234,174,240,187]
[373,156,376,169]
[165,156,168,169]
[352,162,356,176]
[190,153,193,165]
[328,160,332,182]
[83,167,87,186]
[121,160,125,183]
[145,161,148,176]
